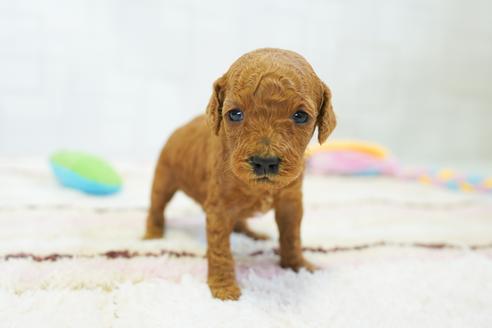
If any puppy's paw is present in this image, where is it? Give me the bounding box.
[143,213,165,240]
[281,258,319,273]
[142,226,164,240]
[241,229,270,241]
[209,283,241,301]
[233,222,270,241]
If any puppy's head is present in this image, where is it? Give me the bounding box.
[206,48,336,188]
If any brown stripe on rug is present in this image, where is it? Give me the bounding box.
[3,241,492,262]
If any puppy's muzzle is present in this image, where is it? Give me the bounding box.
[249,156,281,176]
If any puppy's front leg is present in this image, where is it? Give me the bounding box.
[206,212,241,300]
[274,187,317,272]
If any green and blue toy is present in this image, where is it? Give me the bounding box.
[50,151,122,195]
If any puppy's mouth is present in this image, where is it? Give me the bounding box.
[254,176,273,184]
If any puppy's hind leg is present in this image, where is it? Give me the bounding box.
[143,161,177,240]
[233,220,270,241]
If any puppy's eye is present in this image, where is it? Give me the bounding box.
[292,110,309,124]
[228,109,244,122]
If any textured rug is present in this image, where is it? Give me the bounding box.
[1,159,492,327]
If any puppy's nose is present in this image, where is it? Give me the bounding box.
[249,156,281,176]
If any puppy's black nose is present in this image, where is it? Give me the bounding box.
[249,156,280,176]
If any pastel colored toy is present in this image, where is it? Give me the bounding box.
[306,140,491,194]
[50,151,122,195]
[398,168,492,194]
[306,140,398,176]
[306,140,389,159]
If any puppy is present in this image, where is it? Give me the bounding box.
[144,48,336,300]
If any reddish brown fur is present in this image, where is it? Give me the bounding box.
[144,48,336,300]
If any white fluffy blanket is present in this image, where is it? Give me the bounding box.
[1,160,491,327]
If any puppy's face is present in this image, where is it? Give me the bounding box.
[221,77,318,188]
[207,49,336,189]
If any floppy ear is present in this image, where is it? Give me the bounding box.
[317,82,337,144]
[206,75,226,135]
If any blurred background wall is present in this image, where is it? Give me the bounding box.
[0,0,491,163]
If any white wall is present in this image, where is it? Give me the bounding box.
[0,0,491,162]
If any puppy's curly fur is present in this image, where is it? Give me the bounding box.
[144,48,336,300]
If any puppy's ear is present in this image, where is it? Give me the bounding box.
[316,82,337,144]
[206,75,226,135]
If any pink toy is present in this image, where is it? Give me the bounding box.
[307,151,398,176]
[306,140,491,194]
[306,140,398,176]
